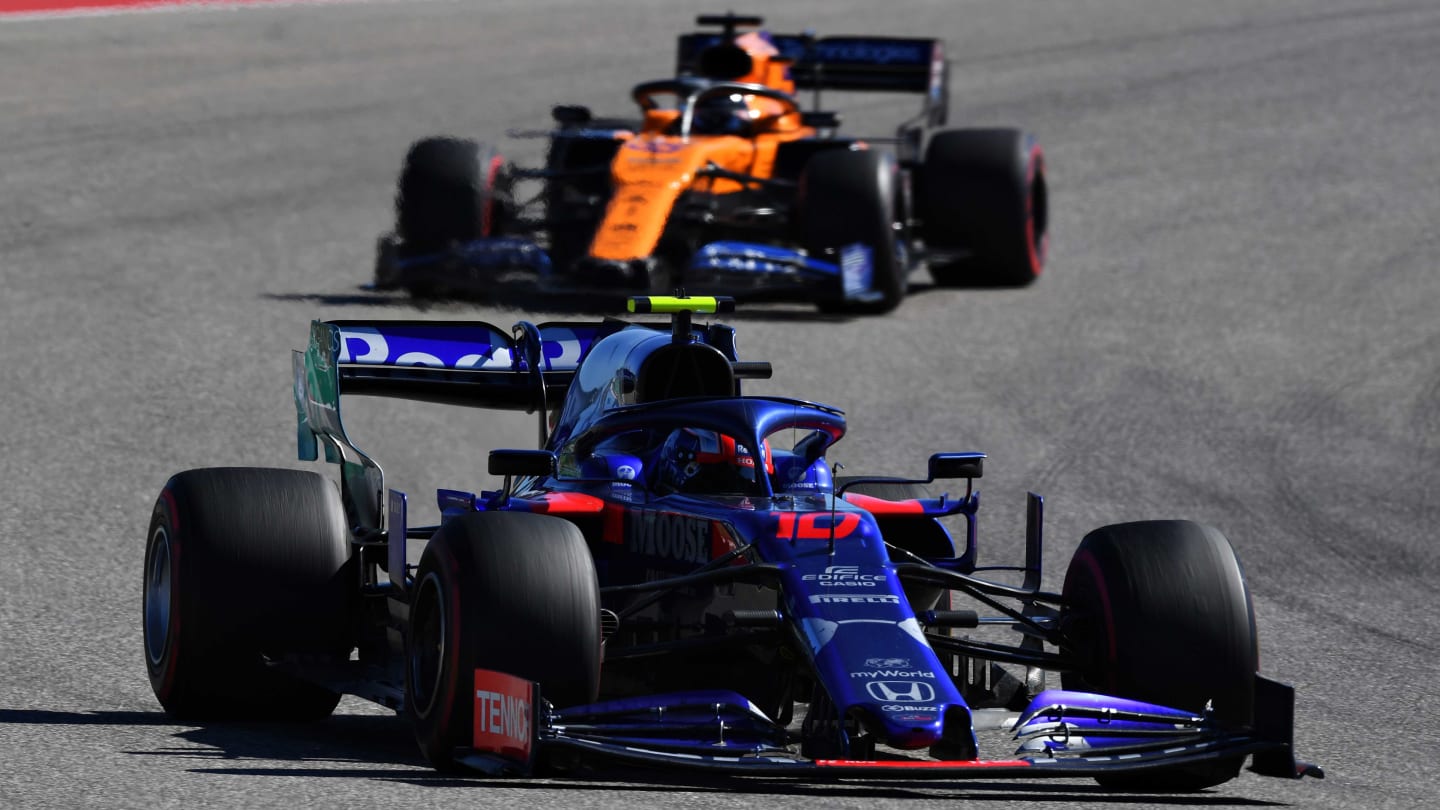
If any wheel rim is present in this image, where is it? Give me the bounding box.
[144,525,172,666]
[408,571,447,719]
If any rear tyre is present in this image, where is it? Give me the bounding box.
[1061,520,1257,791]
[143,468,353,721]
[396,137,510,257]
[920,128,1047,287]
[800,149,906,315]
[406,512,601,770]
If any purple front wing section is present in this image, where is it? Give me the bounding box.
[459,678,1319,782]
[550,690,788,754]
[1013,689,1210,754]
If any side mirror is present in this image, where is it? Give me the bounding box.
[551,105,593,127]
[489,449,558,478]
[928,452,984,480]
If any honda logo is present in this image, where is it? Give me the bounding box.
[865,680,936,702]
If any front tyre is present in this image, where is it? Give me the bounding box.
[396,137,511,257]
[405,512,601,770]
[1061,520,1257,790]
[143,468,353,721]
[920,128,1047,287]
[800,149,907,315]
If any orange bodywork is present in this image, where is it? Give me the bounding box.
[587,34,822,262]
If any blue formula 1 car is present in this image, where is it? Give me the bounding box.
[369,13,1048,314]
[142,297,1318,791]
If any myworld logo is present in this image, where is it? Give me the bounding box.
[851,669,936,679]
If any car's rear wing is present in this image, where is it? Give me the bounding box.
[295,319,608,456]
[292,298,757,535]
[676,33,948,127]
[294,318,610,533]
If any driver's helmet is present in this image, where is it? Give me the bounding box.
[691,92,752,135]
[656,428,772,494]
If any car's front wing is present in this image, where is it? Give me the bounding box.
[458,669,1322,783]
[372,236,886,305]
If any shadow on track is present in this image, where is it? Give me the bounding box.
[201,760,1287,807]
[261,281,955,322]
[0,709,1281,805]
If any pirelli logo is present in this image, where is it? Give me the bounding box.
[809,594,901,605]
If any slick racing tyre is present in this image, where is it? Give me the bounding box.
[544,131,625,275]
[920,128,1047,287]
[1060,520,1257,791]
[800,149,907,315]
[405,512,601,770]
[396,137,511,257]
[143,468,354,720]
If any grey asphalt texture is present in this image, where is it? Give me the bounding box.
[2,0,1438,807]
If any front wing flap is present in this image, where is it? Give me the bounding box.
[382,237,885,305]
[686,241,882,303]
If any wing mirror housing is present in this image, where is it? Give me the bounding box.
[489,449,557,505]
[928,452,984,481]
[489,449,558,478]
[834,452,986,498]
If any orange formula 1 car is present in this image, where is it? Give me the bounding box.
[372,14,1049,314]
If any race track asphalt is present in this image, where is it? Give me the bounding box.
[2,1,1438,807]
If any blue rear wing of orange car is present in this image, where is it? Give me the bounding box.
[676,33,948,126]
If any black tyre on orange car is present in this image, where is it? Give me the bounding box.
[396,137,511,256]
[920,128,1047,287]
[799,148,908,315]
